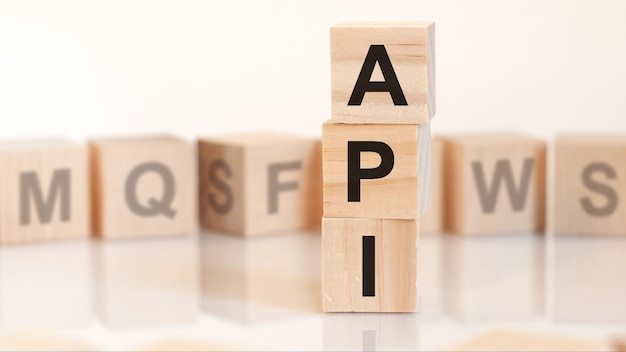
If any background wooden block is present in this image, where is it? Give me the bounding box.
[420,136,443,232]
[322,217,418,312]
[331,22,435,124]
[90,135,196,239]
[442,133,546,235]
[323,121,431,220]
[0,139,89,244]
[554,135,626,235]
[198,132,322,236]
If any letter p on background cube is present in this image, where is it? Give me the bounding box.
[331,22,435,124]
[0,139,89,244]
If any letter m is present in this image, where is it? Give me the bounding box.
[471,159,535,214]
[20,169,71,225]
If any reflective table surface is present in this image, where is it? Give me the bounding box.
[0,231,624,350]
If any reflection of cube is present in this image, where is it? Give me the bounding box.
[90,135,196,239]
[420,137,443,232]
[552,237,626,324]
[442,133,546,235]
[201,231,320,325]
[0,139,89,244]
[198,132,322,236]
[0,241,92,328]
[322,217,418,312]
[555,135,626,235]
[442,235,545,323]
[323,313,418,351]
[95,237,198,329]
[331,22,435,124]
[323,121,431,220]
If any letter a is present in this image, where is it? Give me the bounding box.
[348,45,408,106]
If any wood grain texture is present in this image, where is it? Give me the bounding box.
[442,133,546,235]
[331,22,435,124]
[554,134,626,235]
[322,217,418,312]
[90,135,196,239]
[420,136,443,232]
[323,121,432,219]
[0,139,89,244]
[198,132,322,236]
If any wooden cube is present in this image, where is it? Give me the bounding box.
[198,132,322,236]
[90,135,196,239]
[0,139,89,244]
[322,217,418,312]
[331,22,435,124]
[323,121,431,220]
[442,133,546,235]
[554,135,626,235]
[420,136,443,232]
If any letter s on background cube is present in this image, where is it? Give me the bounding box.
[198,132,322,237]
[90,135,197,239]
[554,134,626,235]
[0,139,89,244]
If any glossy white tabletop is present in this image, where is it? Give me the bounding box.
[0,231,623,350]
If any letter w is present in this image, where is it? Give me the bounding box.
[471,159,534,214]
[20,169,71,225]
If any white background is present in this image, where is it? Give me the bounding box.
[1,0,626,142]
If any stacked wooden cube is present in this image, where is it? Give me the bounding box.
[322,22,436,312]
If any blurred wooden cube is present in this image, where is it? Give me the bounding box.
[198,132,322,236]
[420,136,443,233]
[442,133,546,235]
[0,139,89,244]
[322,217,418,312]
[554,134,626,235]
[90,135,196,239]
[331,22,436,124]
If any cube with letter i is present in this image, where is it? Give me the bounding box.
[0,139,89,244]
[198,132,322,236]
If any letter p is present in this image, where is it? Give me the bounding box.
[347,141,395,202]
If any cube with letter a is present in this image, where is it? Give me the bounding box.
[0,139,89,244]
[331,22,435,124]
[198,132,322,236]
[90,135,196,239]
